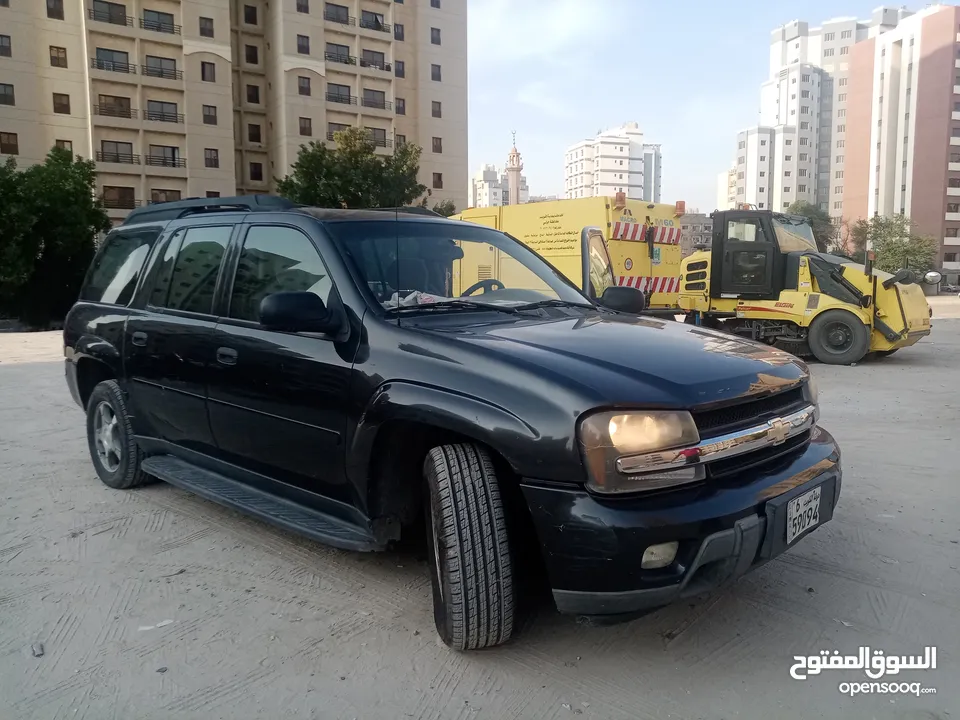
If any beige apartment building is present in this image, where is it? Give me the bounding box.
[0,0,466,223]
[843,4,960,281]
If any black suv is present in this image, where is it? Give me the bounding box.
[64,196,841,650]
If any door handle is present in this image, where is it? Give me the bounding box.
[216,347,238,366]
[131,331,148,347]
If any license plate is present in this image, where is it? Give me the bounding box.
[786,486,822,545]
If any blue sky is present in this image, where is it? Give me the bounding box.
[466,0,897,210]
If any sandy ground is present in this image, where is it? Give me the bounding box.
[1,317,958,720]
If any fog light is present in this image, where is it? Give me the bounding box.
[641,541,679,570]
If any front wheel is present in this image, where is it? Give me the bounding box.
[807,310,870,365]
[423,443,514,650]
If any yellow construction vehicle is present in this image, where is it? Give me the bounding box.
[455,195,685,317]
[677,208,939,364]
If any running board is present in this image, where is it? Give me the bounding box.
[141,455,383,552]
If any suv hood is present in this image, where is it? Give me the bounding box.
[432,313,809,409]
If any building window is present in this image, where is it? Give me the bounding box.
[799,153,807,161]
[802,73,810,82]
[204,148,219,168]
[759,171,765,177]
[0,35,10,58]
[199,17,214,37]
[297,0,309,12]
[824,32,834,41]
[248,124,261,143]
[798,184,807,193]
[49,46,68,67]
[52,92,70,114]
[432,137,442,153]
[432,172,443,189]
[836,155,844,163]
[201,61,216,82]
[738,141,745,149]
[784,187,791,193]
[202,104,217,125]
[800,121,809,129]
[824,48,834,57]
[431,0,440,6]
[298,76,311,96]
[839,77,847,87]
[395,60,405,78]
[244,5,257,24]
[151,189,181,204]
[837,108,846,118]
[246,84,260,103]
[0,132,18,155]
[396,134,406,145]
[784,171,792,177]
[432,100,442,118]
[297,35,310,55]
[299,117,312,136]
[838,93,847,102]
[946,253,959,262]
[835,186,843,194]
[250,162,263,181]
[760,139,766,146]
[431,64,441,81]
[396,97,406,115]
[394,23,404,41]
[245,45,259,64]
[206,191,221,198]
[431,27,441,45]
[949,203,960,213]
[47,0,64,20]
[837,124,845,132]
[785,155,792,162]
[759,156,766,162]
[841,30,851,39]
[836,170,844,179]
[55,139,72,152]
[840,46,848,55]
[947,228,959,237]
[801,90,809,98]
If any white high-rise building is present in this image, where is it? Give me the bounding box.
[469,164,529,208]
[563,122,661,202]
[721,7,912,217]
[717,165,737,210]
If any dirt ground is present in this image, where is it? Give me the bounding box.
[1,313,958,720]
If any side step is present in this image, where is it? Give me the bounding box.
[141,455,383,552]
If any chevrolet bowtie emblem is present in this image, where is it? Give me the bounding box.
[767,418,790,445]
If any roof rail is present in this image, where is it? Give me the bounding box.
[366,206,444,217]
[120,195,301,225]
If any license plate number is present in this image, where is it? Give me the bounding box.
[786,486,821,545]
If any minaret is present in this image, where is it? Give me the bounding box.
[505,131,523,206]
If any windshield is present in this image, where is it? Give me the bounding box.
[327,220,591,311]
[772,214,818,253]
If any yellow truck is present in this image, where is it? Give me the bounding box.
[455,195,686,317]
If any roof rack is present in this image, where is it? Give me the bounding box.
[365,206,444,217]
[120,195,301,225]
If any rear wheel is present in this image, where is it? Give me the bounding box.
[423,443,514,650]
[86,380,151,490]
[808,309,870,365]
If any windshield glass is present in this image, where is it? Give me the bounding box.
[772,214,818,253]
[327,220,591,311]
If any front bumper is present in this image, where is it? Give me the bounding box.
[520,427,841,617]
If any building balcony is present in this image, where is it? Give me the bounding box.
[946,212,960,221]
[89,8,133,26]
[93,105,138,119]
[324,12,356,26]
[359,58,391,73]
[144,110,184,123]
[96,151,141,165]
[944,260,960,270]
[951,137,960,146]
[944,236,960,246]
[144,155,186,168]
[954,85,960,95]
[90,58,137,74]
[140,18,181,35]
[142,65,184,81]
[361,97,392,111]
[325,52,357,66]
[326,93,358,105]
[102,197,142,209]
[951,162,960,171]
[948,187,960,196]
[359,18,391,33]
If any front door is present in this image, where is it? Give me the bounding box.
[206,221,355,508]
[124,223,235,455]
[716,213,776,298]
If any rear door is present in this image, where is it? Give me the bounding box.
[124,220,236,455]
[714,212,776,298]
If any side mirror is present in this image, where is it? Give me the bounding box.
[599,286,647,314]
[922,270,942,285]
[259,291,339,334]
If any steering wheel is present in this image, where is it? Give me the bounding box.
[461,279,505,296]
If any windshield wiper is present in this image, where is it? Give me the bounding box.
[511,299,597,311]
[386,300,519,315]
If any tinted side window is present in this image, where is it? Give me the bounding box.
[229,225,332,322]
[80,229,159,305]
[147,229,184,308]
[164,226,232,314]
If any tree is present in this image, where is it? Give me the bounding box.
[433,199,457,217]
[0,148,110,326]
[852,215,938,274]
[276,128,427,208]
[786,201,834,252]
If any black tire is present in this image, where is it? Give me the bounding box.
[808,309,870,365]
[423,443,514,650]
[85,380,151,490]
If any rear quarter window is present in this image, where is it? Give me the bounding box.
[79,228,161,305]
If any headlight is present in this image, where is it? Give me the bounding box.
[579,410,702,494]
